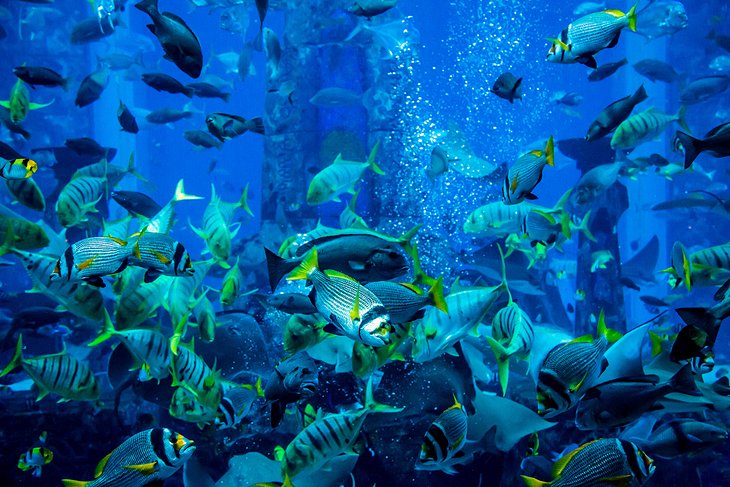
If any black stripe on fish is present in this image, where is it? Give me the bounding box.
[173,243,185,276]
[621,439,642,479]
[538,370,572,405]
[425,423,450,461]
[324,418,342,447]
[152,428,174,467]
[64,247,74,282]
[305,427,325,453]
[53,356,64,387]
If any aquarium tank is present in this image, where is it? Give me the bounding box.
[1,0,729,485]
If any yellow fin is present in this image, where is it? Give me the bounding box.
[510,174,519,192]
[76,255,97,271]
[529,150,543,157]
[569,370,590,393]
[62,480,90,487]
[153,250,171,265]
[603,9,625,17]
[520,476,550,487]
[324,269,356,281]
[552,441,597,478]
[273,445,286,462]
[288,248,318,281]
[546,37,569,51]
[123,461,158,475]
[94,452,113,478]
[105,235,127,246]
[396,282,424,295]
[350,287,361,321]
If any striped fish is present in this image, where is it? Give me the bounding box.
[145,179,203,234]
[546,4,638,68]
[51,236,131,288]
[0,335,99,402]
[55,174,105,227]
[191,183,251,268]
[487,297,535,395]
[665,242,730,290]
[0,215,49,250]
[502,137,555,205]
[215,380,260,429]
[129,231,194,283]
[166,259,213,341]
[114,267,170,329]
[61,428,195,487]
[365,278,448,324]
[306,142,383,205]
[280,378,402,478]
[339,188,369,229]
[170,342,223,410]
[0,157,37,180]
[169,386,218,424]
[287,247,392,347]
[88,309,172,380]
[611,107,686,151]
[192,290,217,343]
[6,177,45,211]
[521,438,655,487]
[416,395,468,473]
[463,201,531,237]
[220,256,242,306]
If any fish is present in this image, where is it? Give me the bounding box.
[307,143,384,205]
[586,84,647,141]
[0,215,47,250]
[348,0,398,18]
[75,67,109,107]
[190,184,251,268]
[551,91,583,106]
[1,335,100,402]
[263,27,281,80]
[426,146,450,179]
[279,378,402,478]
[339,189,369,230]
[591,250,614,272]
[521,438,655,487]
[145,178,203,235]
[215,379,260,429]
[664,242,730,290]
[260,292,319,315]
[192,291,216,343]
[61,428,195,487]
[264,353,318,427]
[287,248,392,347]
[117,100,139,134]
[129,231,194,283]
[674,122,730,168]
[502,136,554,205]
[70,13,121,44]
[205,113,265,141]
[145,106,194,124]
[365,278,447,324]
[611,107,686,151]
[111,190,162,218]
[415,395,468,474]
[574,2,606,16]
[55,173,106,227]
[18,445,53,478]
[490,72,523,103]
[96,51,145,71]
[0,78,53,123]
[572,161,623,205]
[0,157,37,180]
[220,257,243,306]
[255,0,268,30]
[710,55,730,72]
[587,57,627,81]
[187,81,231,102]
[309,87,363,107]
[13,65,68,90]
[51,236,132,288]
[283,313,328,355]
[626,418,728,459]
[632,59,680,83]
[170,340,223,410]
[575,365,700,430]
[65,137,109,157]
[679,75,730,105]
[135,0,203,78]
[0,105,31,139]
[88,309,172,380]
[141,72,194,97]
[636,0,688,40]
[184,129,222,150]
[546,4,638,68]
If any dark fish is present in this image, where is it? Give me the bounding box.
[255,0,268,30]
[64,137,108,157]
[145,107,193,124]
[490,72,523,103]
[205,113,265,141]
[186,82,230,102]
[13,66,68,90]
[674,122,730,168]
[183,130,222,149]
[586,84,648,141]
[111,190,162,218]
[264,353,318,427]
[708,30,730,52]
[135,0,203,78]
[619,277,640,291]
[632,59,680,83]
[141,72,193,97]
[0,106,31,140]
[70,14,121,44]
[639,295,669,307]
[0,307,71,351]
[348,0,398,17]
[680,75,730,105]
[117,100,139,134]
[258,292,319,315]
[633,419,728,459]
[587,57,627,82]
[75,68,109,107]
[6,178,45,211]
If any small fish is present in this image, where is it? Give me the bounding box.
[546,4,638,68]
[426,146,450,179]
[416,395,468,474]
[502,136,554,205]
[586,84,647,141]
[490,72,523,103]
[61,428,195,487]
[573,2,605,16]
[18,442,53,478]
[141,72,194,97]
[51,236,131,288]
[587,57,627,81]
[632,59,680,83]
[680,75,730,105]
[590,250,614,272]
[0,157,37,180]
[263,27,281,79]
[170,341,223,410]
[0,79,53,123]
[111,190,162,218]
[129,230,194,283]
[1,335,100,402]
[145,107,194,124]
[192,291,216,343]
[675,121,730,168]
[135,0,203,78]
[521,438,655,486]
[283,313,328,354]
[13,66,68,90]
[551,91,583,106]
[75,67,109,108]
[117,100,139,134]
[636,0,688,40]
[184,129,222,150]
[572,161,623,205]
[187,82,230,102]
[307,143,384,205]
[264,354,318,427]
[348,0,398,18]
[611,107,686,151]
[205,113,265,141]
[220,257,243,306]
[287,248,392,347]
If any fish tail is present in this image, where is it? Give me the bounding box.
[248,117,265,135]
[485,336,511,395]
[520,476,551,487]
[170,315,190,355]
[173,179,203,202]
[134,0,158,15]
[125,151,149,184]
[1,334,23,377]
[544,136,555,166]
[367,141,385,175]
[0,223,16,257]
[632,84,649,104]
[264,247,296,290]
[427,276,448,314]
[398,224,422,254]
[237,183,253,216]
[364,377,403,414]
[627,2,638,32]
[676,131,700,169]
[287,247,318,282]
[648,331,663,357]
[669,364,701,396]
[88,308,117,347]
[408,242,438,287]
[676,105,689,132]
[573,210,596,242]
[596,309,622,343]
[551,188,573,213]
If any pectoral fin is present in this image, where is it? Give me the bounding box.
[123,461,158,475]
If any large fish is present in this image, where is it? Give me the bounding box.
[55,173,106,227]
[365,278,448,324]
[415,395,468,474]
[675,121,730,168]
[502,136,554,205]
[611,106,686,151]
[51,236,131,288]
[307,143,384,205]
[0,79,53,124]
[129,231,194,283]
[586,85,647,141]
[679,75,730,105]
[135,0,203,78]
[264,354,318,427]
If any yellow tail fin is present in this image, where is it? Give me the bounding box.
[287,248,319,281]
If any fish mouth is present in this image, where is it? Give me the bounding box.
[178,441,196,456]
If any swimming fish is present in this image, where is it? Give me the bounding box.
[55,172,106,227]
[129,230,194,283]
[117,100,139,134]
[141,72,194,97]
[307,143,384,205]
[587,57,627,81]
[416,395,468,474]
[75,67,109,107]
[0,78,53,123]
[490,72,523,103]
[0,157,37,180]
[13,65,68,90]
[611,106,686,151]
[675,121,730,169]
[205,113,265,141]
[51,236,131,288]
[586,84,647,141]
[365,278,448,324]
[264,353,318,427]
[502,136,554,205]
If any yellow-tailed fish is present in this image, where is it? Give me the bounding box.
[55,173,106,227]
[0,157,37,180]
[130,230,194,283]
[416,395,468,474]
[145,178,203,234]
[220,256,243,306]
[502,136,555,205]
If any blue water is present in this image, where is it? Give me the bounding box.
[0,0,729,485]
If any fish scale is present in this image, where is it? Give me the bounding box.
[565,12,629,56]
[60,237,131,280]
[365,281,430,323]
[543,337,607,383]
[56,176,105,227]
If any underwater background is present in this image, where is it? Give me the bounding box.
[1,0,730,485]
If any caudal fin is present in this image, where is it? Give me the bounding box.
[632,84,648,105]
[669,364,701,396]
[264,247,296,291]
[627,2,638,32]
[87,308,117,347]
[367,141,385,175]
[427,277,448,314]
[544,136,555,166]
[173,179,203,202]
[409,242,438,287]
[0,334,23,377]
[287,248,318,282]
[485,336,511,395]
[238,183,253,216]
[364,377,404,414]
[675,131,701,169]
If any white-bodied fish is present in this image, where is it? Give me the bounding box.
[502,136,555,205]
